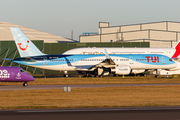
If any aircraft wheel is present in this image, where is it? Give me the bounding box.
[99,75,103,78]
[155,75,159,78]
[23,82,27,87]
[63,74,69,77]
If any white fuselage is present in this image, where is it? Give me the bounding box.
[63,47,176,58]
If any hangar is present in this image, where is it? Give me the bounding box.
[0,22,74,43]
[80,21,180,47]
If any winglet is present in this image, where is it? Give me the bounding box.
[104,49,110,59]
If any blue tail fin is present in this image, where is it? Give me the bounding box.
[10,27,45,57]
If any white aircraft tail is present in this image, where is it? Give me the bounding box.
[10,27,45,57]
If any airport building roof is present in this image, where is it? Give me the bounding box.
[0,22,75,43]
[80,21,180,47]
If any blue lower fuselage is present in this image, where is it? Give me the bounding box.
[12,54,176,71]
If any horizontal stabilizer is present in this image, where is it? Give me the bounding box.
[4,58,13,61]
[170,57,180,62]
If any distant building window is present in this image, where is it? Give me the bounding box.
[82,32,99,36]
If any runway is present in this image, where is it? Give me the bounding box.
[1,83,180,91]
[1,107,180,120]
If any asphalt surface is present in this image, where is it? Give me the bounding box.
[1,107,180,120]
[1,83,180,91]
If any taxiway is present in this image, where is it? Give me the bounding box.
[1,83,180,91]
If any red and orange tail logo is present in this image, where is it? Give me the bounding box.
[172,41,180,58]
[17,40,29,51]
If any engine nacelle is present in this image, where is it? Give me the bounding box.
[131,69,145,74]
[115,66,131,75]
[157,69,180,75]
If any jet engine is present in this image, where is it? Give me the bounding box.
[113,66,131,75]
[131,69,145,74]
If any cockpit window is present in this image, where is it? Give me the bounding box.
[20,69,25,72]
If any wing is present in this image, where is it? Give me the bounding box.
[75,49,116,71]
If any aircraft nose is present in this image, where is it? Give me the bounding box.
[26,73,35,81]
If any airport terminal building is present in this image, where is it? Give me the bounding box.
[80,21,180,47]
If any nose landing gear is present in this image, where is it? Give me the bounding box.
[23,82,27,87]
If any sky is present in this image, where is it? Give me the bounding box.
[0,0,180,41]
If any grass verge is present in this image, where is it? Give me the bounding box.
[0,76,180,85]
[1,85,180,109]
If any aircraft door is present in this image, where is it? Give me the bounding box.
[44,57,48,65]
[74,58,78,65]
[129,56,134,64]
[162,57,165,64]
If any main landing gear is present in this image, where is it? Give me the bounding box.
[23,82,27,87]
[63,71,68,77]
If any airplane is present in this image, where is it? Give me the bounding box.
[62,41,180,76]
[0,66,34,86]
[63,42,180,58]
[8,27,180,77]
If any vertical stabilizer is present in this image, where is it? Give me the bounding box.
[172,40,180,58]
[10,27,45,57]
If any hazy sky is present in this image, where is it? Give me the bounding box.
[0,0,180,40]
